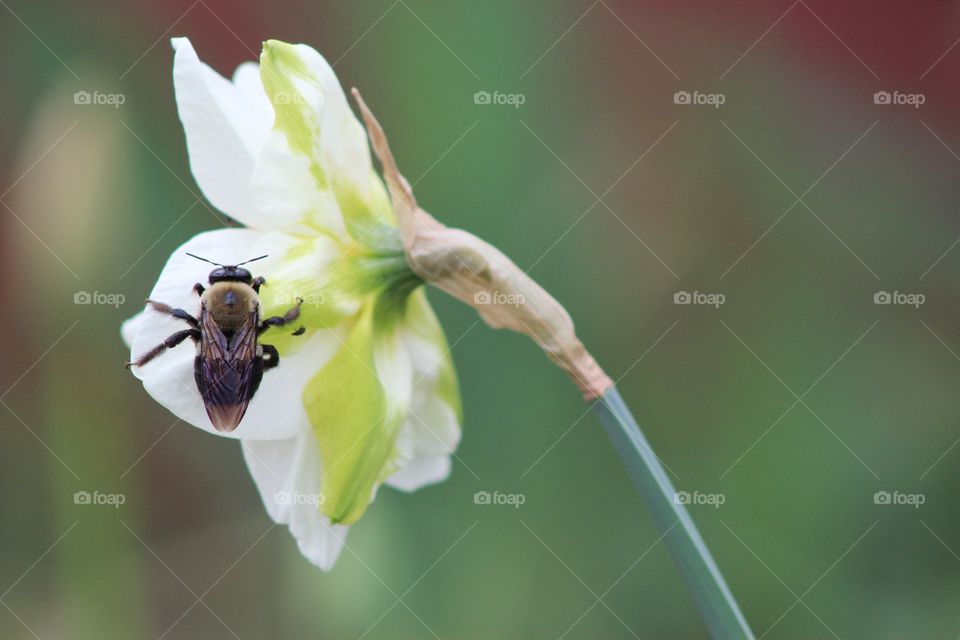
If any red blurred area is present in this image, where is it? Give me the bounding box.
[606,0,960,125]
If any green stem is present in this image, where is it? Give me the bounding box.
[593,386,754,639]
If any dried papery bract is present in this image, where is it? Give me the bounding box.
[352,89,613,401]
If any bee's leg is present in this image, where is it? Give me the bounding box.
[125,328,200,368]
[193,283,205,296]
[252,276,266,293]
[146,300,199,328]
[258,297,303,335]
[260,344,280,370]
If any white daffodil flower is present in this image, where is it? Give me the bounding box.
[122,38,461,570]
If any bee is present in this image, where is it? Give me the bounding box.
[126,253,305,432]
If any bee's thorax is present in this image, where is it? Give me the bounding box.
[202,282,258,333]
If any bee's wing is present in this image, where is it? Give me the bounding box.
[196,305,261,432]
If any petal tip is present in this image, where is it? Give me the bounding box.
[260,39,287,61]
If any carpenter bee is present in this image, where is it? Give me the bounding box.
[126,253,305,432]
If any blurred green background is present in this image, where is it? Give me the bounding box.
[3,1,960,637]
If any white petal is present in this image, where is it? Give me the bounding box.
[251,131,347,235]
[256,41,393,239]
[386,352,460,491]
[172,37,272,228]
[127,228,343,440]
[231,62,273,123]
[374,323,414,425]
[260,41,374,196]
[241,433,349,570]
[385,291,462,492]
[121,310,147,349]
[387,455,452,492]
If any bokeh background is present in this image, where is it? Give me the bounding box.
[3,1,960,637]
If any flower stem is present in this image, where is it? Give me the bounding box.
[593,386,755,640]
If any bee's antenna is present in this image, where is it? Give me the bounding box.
[185,252,224,267]
[237,254,269,266]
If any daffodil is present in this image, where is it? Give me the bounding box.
[121,38,461,569]
[119,35,754,636]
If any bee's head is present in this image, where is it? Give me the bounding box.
[185,252,268,286]
[208,265,253,285]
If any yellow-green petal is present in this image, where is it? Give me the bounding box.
[259,40,326,187]
[404,289,461,422]
[258,40,396,247]
[256,235,358,354]
[303,303,410,524]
